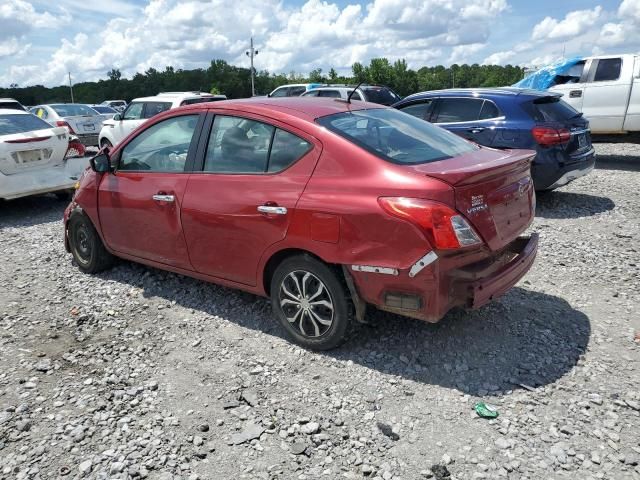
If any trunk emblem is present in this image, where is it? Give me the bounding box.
[467,195,488,215]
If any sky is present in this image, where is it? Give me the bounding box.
[0,0,638,87]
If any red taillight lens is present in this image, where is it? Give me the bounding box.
[56,121,76,134]
[531,126,570,146]
[378,197,482,250]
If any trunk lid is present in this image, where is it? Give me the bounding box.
[0,127,69,175]
[406,147,536,251]
[64,115,103,135]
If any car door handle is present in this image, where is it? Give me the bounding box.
[152,194,175,202]
[467,127,485,133]
[569,90,582,98]
[257,205,287,215]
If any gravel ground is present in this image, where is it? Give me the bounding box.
[1,143,639,480]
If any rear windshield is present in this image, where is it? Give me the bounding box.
[50,104,98,117]
[92,105,116,113]
[0,114,52,135]
[0,101,26,111]
[362,87,401,105]
[522,97,581,122]
[317,108,478,165]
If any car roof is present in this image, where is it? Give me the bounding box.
[0,98,22,102]
[401,87,561,102]
[178,97,384,121]
[0,108,30,115]
[131,93,215,102]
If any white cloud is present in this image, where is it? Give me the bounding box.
[449,43,486,64]
[532,6,602,41]
[619,0,640,20]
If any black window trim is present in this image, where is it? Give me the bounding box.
[192,111,315,176]
[432,96,504,124]
[112,112,206,174]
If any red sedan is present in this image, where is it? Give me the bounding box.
[64,98,538,350]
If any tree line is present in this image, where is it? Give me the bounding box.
[1,58,526,106]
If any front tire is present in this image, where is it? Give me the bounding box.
[68,214,114,273]
[270,255,351,350]
[100,138,113,149]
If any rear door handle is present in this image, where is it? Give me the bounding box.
[152,194,175,202]
[569,90,582,98]
[467,127,485,134]
[257,205,287,215]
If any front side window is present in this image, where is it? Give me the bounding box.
[270,87,289,97]
[119,115,198,172]
[143,102,172,119]
[434,98,484,123]
[204,115,311,173]
[123,103,144,120]
[592,58,622,82]
[318,90,341,98]
[398,100,434,120]
[317,108,478,165]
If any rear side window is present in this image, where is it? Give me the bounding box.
[288,86,306,96]
[479,100,501,120]
[434,98,484,123]
[204,115,311,174]
[143,102,172,119]
[0,114,53,135]
[521,97,580,122]
[317,108,478,165]
[119,115,198,172]
[592,58,622,82]
[398,99,435,120]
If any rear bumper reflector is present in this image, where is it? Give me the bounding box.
[409,251,438,278]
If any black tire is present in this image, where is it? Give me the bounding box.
[54,189,73,201]
[101,139,113,149]
[270,255,351,350]
[68,213,114,273]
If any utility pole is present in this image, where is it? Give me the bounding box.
[68,72,74,103]
[245,37,259,97]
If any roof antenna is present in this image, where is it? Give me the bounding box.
[337,81,364,104]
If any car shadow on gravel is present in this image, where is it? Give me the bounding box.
[595,156,640,171]
[99,262,589,398]
[329,286,590,396]
[535,190,615,219]
[0,195,68,230]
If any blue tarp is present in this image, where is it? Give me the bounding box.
[513,56,584,90]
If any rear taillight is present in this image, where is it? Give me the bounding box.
[378,197,482,249]
[531,126,570,146]
[56,121,76,134]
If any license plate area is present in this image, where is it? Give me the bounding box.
[18,150,45,164]
[83,123,95,131]
[577,134,587,149]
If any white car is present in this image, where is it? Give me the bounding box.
[549,54,640,134]
[0,98,26,111]
[98,92,227,148]
[90,104,118,123]
[100,100,128,113]
[29,104,103,146]
[300,85,401,105]
[0,109,87,200]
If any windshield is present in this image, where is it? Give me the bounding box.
[362,87,401,105]
[317,108,478,165]
[50,104,98,117]
[0,114,53,135]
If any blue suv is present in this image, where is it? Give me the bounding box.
[393,88,596,191]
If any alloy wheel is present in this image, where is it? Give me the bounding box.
[278,270,334,338]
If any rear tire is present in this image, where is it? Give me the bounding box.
[270,255,351,350]
[101,139,113,149]
[68,214,114,273]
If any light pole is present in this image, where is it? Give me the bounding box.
[68,72,74,103]
[245,37,258,97]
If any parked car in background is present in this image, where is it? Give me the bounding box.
[98,92,227,148]
[393,88,595,191]
[0,109,87,200]
[100,100,128,113]
[267,83,324,97]
[547,54,640,134]
[90,104,118,122]
[65,98,537,350]
[0,98,26,111]
[301,85,401,105]
[29,104,103,147]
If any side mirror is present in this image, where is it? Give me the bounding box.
[113,113,122,121]
[266,93,271,98]
[90,152,111,173]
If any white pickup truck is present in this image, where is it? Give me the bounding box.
[549,54,640,134]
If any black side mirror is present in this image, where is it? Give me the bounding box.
[90,152,111,173]
[113,113,122,121]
